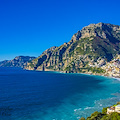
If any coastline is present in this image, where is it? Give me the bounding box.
[24,68,120,82]
[112,77,120,81]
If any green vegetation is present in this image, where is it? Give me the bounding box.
[75,37,93,55]
[80,111,120,120]
[80,117,85,120]
[69,50,74,57]
[64,66,74,73]
[76,47,85,55]
[89,67,105,73]
[64,65,105,74]
[69,41,79,53]
[80,103,120,120]
[46,66,54,69]
[102,107,108,114]
[117,102,120,105]
[79,37,93,43]
[64,66,71,71]
[29,62,34,68]
[87,111,104,120]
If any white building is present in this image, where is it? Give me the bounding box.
[107,105,120,114]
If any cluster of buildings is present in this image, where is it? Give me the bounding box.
[102,55,120,77]
[88,55,120,77]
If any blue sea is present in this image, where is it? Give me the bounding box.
[0,67,120,120]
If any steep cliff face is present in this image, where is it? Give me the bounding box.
[0,56,36,68]
[25,23,120,76]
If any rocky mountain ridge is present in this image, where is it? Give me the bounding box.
[0,56,36,68]
[25,22,120,77]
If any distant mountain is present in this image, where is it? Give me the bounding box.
[0,60,9,66]
[0,56,36,68]
[25,22,120,77]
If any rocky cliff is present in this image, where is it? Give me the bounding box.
[0,56,36,68]
[25,23,120,77]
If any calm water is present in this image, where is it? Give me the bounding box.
[0,67,120,120]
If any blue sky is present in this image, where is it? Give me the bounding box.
[0,0,120,61]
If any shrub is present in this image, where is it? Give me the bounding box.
[102,107,107,114]
[80,117,85,120]
[109,112,120,120]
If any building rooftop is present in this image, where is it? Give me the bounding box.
[116,105,120,107]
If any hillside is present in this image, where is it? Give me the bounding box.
[80,102,120,120]
[0,56,36,68]
[25,23,120,77]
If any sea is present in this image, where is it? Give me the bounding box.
[0,67,120,120]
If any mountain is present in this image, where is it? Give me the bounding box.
[25,22,120,77]
[0,56,36,68]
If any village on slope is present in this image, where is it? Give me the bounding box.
[101,55,120,78]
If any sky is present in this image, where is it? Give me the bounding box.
[0,0,120,61]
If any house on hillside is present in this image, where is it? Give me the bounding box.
[107,105,120,114]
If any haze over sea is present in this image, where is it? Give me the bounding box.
[0,67,120,120]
